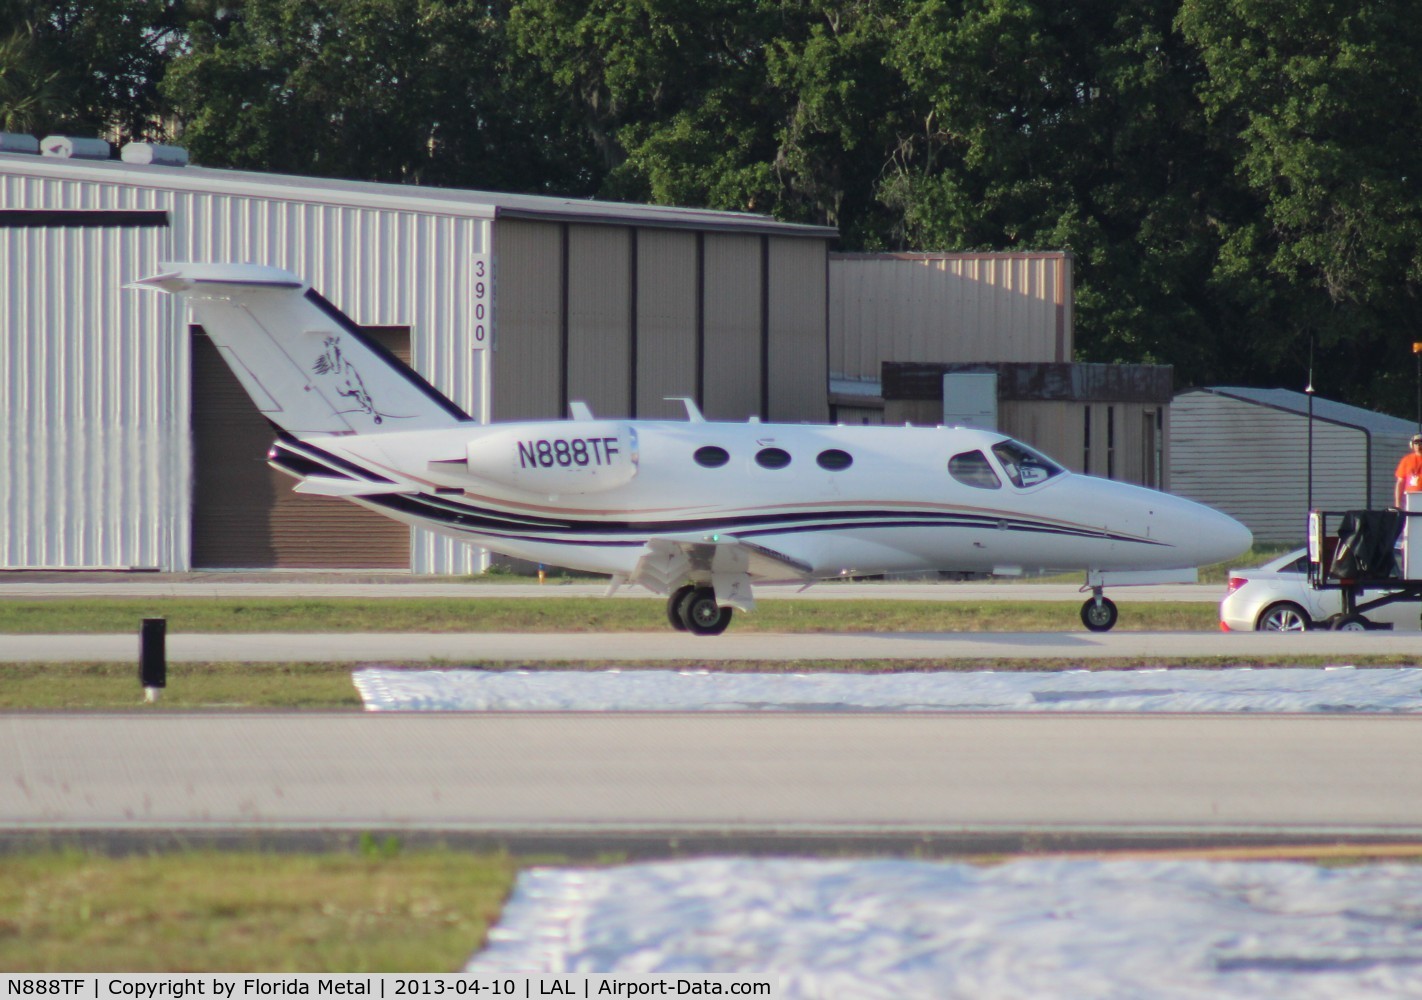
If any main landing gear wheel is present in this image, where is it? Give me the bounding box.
[678,586,733,636]
[1080,596,1118,632]
[666,584,695,631]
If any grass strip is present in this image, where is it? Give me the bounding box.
[2,839,1415,972]
[0,847,516,972]
[0,598,1219,634]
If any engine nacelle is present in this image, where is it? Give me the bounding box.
[462,421,638,494]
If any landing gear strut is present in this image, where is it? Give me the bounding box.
[1080,588,1118,632]
[666,585,734,636]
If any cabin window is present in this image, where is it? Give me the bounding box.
[694,446,730,468]
[755,447,792,470]
[816,448,853,471]
[991,440,1063,488]
[948,450,1001,490]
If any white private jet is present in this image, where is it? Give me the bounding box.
[135,263,1251,634]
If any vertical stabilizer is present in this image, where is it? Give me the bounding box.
[134,263,469,436]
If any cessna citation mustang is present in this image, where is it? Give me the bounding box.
[135,263,1251,635]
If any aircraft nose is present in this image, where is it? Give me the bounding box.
[1079,477,1252,567]
[1192,503,1253,565]
[1145,489,1251,566]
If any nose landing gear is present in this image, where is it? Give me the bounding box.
[1080,588,1119,632]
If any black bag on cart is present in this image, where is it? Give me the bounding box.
[1330,509,1404,580]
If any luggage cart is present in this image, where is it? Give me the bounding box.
[1307,507,1422,630]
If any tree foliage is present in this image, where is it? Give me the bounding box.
[162,0,600,191]
[0,0,184,141]
[2,0,1419,412]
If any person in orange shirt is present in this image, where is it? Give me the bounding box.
[1396,434,1422,507]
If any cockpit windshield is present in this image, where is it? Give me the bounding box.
[991,439,1063,488]
[948,450,1001,490]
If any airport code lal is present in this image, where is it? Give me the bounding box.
[1,978,777,999]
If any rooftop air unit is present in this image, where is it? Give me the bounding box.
[40,135,111,160]
[120,142,189,167]
[0,133,40,154]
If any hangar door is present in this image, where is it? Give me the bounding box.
[190,326,411,568]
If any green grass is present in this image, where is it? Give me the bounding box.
[0,661,366,709]
[0,597,1219,633]
[13,654,1422,710]
[0,848,517,972]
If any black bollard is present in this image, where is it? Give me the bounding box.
[140,617,167,702]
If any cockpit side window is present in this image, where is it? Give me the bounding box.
[991,440,1063,488]
[948,450,1002,490]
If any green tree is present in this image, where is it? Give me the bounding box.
[164,0,599,192]
[1178,0,1422,411]
[507,0,911,238]
[0,21,65,132]
[0,0,183,142]
[883,0,1247,385]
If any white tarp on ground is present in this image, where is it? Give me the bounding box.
[354,666,1422,713]
[372,665,1422,995]
[466,858,1422,998]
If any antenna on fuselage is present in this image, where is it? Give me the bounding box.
[664,396,706,422]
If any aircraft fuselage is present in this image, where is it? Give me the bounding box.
[271,418,1250,582]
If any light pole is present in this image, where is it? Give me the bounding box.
[1306,333,1315,514]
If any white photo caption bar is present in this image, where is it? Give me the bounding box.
[1,976,779,999]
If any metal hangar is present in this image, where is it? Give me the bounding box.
[0,143,836,572]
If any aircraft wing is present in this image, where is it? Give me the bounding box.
[628,535,813,611]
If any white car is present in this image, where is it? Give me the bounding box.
[1219,548,1422,632]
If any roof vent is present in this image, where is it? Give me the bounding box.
[0,133,40,154]
[40,135,111,160]
[121,142,188,167]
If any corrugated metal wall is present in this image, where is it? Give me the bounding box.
[2,171,491,572]
[493,220,563,422]
[635,229,699,420]
[1170,393,1369,543]
[829,253,1072,380]
[494,221,828,425]
[567,224,632,417]
[767,237,828,422]
[701,233,764,420]
[170,198,490,573]
[1,207,183,568]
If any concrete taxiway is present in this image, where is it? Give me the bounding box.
[4,712,1420,843]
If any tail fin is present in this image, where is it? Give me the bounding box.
[134,262,469,435]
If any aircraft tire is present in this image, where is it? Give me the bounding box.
[667,585,695,631]
[1080,596,1118,632]
[679,586,733,636]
